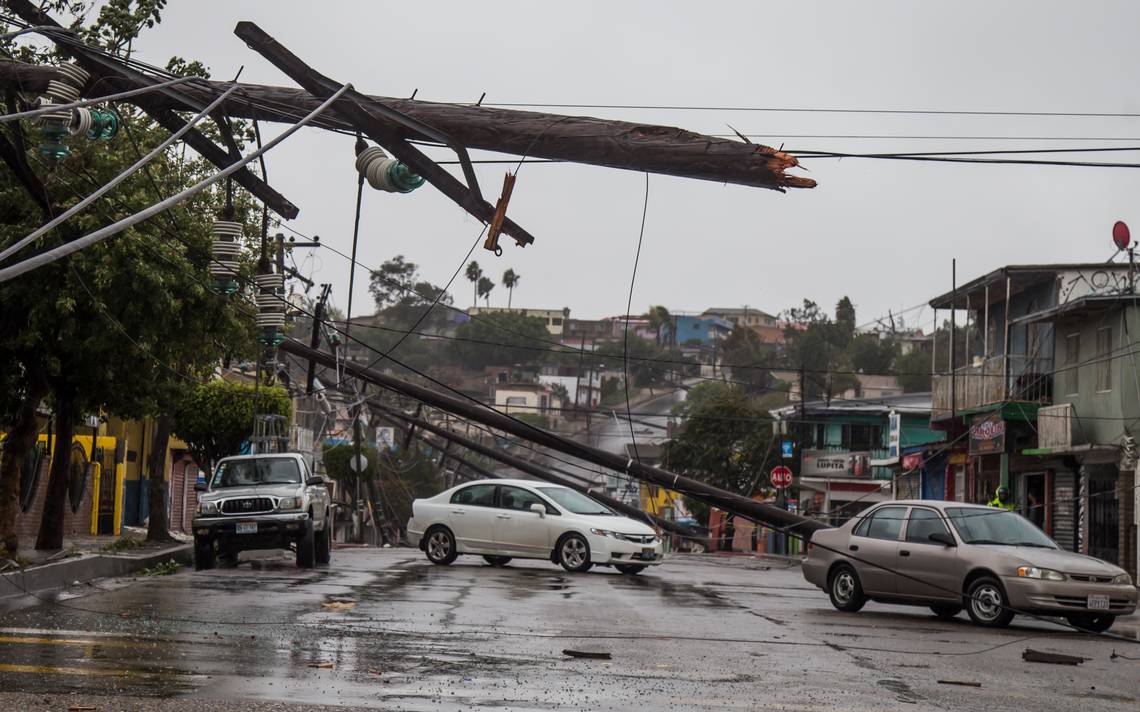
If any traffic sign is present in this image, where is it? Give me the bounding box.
[780,439,794,459]
[770,465,793,489]
[349,453,369,473]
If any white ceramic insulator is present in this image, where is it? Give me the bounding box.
[355,145,403,192]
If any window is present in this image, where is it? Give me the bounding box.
[505,396,528,407]
[1064,333,1080,396]
[1096,327,1112,392]
[905,508,951,544]
[450,484,497,507]
[499,486,553,513]
[536,486,613,515]
[863,505,906,541]
[852,513,872,537]
[946,507,1056,548]
[842,424,882,451]
[212,458,300,488]
[551,318,563,326]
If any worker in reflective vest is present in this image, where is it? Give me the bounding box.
[988,486,1015,511]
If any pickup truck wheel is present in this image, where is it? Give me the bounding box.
[296,517,316,569]
[194,538,215,571]
[315,520,332,565]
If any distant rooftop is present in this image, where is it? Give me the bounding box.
[770,391,932,418]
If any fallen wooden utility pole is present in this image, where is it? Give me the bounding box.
[367,398,706,542]
[0,49,814,194]
[281,338,827,539]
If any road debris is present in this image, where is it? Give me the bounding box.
[937,680,982,688]
[563,649,612,660]
[1022,648,1089,666]
[1110,650,1140,661]
[307,661,335,669]
[321,600,356,610]
[67,706,97,711]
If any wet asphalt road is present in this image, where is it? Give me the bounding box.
[0,549,1138,711]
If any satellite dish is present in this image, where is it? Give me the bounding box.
[1113,220,1131,250]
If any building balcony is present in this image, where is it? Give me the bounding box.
[931,355,1053,421]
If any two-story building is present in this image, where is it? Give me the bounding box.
[669,315,732,347]
[771,393,945,526]
[468,306,570,336]
[701,306,785,344]
[927,262,1138,579]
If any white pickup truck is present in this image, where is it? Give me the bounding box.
[192,453,333,569]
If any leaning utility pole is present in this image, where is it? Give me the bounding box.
[283,338,827,538]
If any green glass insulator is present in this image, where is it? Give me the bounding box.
[386,161,425,193]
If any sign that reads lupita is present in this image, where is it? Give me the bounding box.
[969,414,1006,455]
[801,450,872,478]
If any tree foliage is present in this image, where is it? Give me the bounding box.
[450,312,551,369]
[663,383,775,519]
[721,327,773,393]
[170,381,291,471]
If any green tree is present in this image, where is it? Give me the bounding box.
[476,276,495,307]
[721,327,773,393]
[502,268,519,308]
[643,305,672,346]
[450,312,552,369]
[0,4,260,550]
[367,255,419,310]
[170,381,292,474]
[896,347,933,392]
[464,260,482,307]
[835,296,856,346]
[781,299,857,400]
[849,333,899,374]
[663,382,775,521]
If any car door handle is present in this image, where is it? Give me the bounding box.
[899,550,911,557]
[496,514,511,519]
[848,545,859,552]
[450,509,465,515]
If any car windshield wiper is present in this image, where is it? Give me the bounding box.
[1014,542,1055,548]
[967,539,1004,545]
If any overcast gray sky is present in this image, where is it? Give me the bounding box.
[137,1,1140,331]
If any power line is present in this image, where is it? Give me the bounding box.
[475,100,1140,119]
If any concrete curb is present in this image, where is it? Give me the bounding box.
[0,544,192,601]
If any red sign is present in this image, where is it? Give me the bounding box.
[1113,221,1131,250]
[770,465,793,488]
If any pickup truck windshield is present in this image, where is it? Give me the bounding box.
[946,507,1057,548]
[211,458,301,488]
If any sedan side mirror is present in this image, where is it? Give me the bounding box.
[194,482,208,492]
[929,531,956,547]
[529,503,546,517]
[306,476,326,487]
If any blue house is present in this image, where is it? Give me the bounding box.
[669,315,732,346]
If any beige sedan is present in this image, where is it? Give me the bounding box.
[802,500,1137,632]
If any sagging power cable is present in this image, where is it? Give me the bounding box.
[0,83,350,284]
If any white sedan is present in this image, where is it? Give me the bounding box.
[407,479,664,574]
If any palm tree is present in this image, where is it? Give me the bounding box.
[644,305,672,346]
[502,268,520,309]
[477,276,495,307]
[464,260,482,307]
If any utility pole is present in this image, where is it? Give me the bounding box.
[352,406,364,544]
[306,283,332,394]
[950,258,957,421]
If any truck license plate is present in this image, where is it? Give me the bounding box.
[236,522,257,535]
[1087,594,1110,610]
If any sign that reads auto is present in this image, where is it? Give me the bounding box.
[801,449,872,478]
[969,413,1006,455]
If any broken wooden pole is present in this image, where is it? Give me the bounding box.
[0,54,816,195]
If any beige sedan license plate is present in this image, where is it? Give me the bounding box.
[1088,594,1110,610]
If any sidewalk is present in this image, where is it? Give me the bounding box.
[0,528,192,604]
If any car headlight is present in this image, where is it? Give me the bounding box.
[277,497,301,511]
[1113,573,1132,585]
[197,501,217,515]
[589,528,626,541]
[1017,566,1066,581]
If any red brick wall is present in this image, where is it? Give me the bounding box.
[15,455,96,549]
